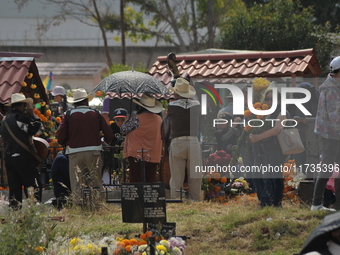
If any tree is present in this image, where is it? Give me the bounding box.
[14,0,114,66]
[219,0,339,71]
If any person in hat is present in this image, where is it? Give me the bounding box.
[0,93,43,209]
[50,86,72,117]
[310,56,340,211]
[167,78,202,201]
[110,108,128,147]
[120,94,163,183]
[56,88,113,203]
[217,94,234,118]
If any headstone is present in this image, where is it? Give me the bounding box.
[148,222,176,239]
[121,183,166,223]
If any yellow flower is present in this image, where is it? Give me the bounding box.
[160,240,170,249]
[116,237,123,241]
[30,84,37,89]
[252,78,270,91]
[70,238,82,246]
[40,101,46,107]
[35,246,44,252]
[34,93,40,99]
[156,245,167,252]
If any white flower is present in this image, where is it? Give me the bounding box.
[171,246,182,255]
[139,244,148,252]
[160,240,170,249]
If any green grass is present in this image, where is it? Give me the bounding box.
[0,195,332,255]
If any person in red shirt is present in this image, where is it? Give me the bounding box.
[57,88,113,202]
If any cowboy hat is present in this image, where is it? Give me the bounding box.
[67,88,94,104]
[5,93,33,107]
[173,78,196,98]
[132,94,163,113]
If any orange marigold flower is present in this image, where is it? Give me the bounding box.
[244,125,251,132]
[45,109,52,117]
[22,81,27,87]
[41,117,48,122]
[145,231,153,238]
[113,249,121,255]
[244,109,252,117]
[254,102,262,108]
[129,239,138,246]
[34,93,40,99]
[262,104,269,110]
[34,108,41,115]
[30,84,37,89]
[122,239,130,246]
[138,240,148,245]
[27,73,33,79]
[56,117,61,123]
[220,177,227,183]
[117,242,125,248]
[40,101,46,107]
[140,234,147,240]
[96,91,102,97]
[125,245,132,252]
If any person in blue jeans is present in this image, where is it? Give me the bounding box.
[51,154,71,199]
[249,88,286,207]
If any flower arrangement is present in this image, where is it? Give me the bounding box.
[230,177,250,195]
[283,159,306,192]
[43,232,185,255]
[34,108,57,140]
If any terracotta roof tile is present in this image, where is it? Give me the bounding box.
[0,52,48,105]
[148,48,322,85]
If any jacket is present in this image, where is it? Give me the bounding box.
[314,76,340,140]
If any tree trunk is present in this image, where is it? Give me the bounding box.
[121,0,126,65]
[93,0,112,67]
[207,0,215,48]
[190,0,198,51]
[164,0,187,52]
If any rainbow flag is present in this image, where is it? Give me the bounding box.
[43,71,54,91]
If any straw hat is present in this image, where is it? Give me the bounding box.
[132,94,163,113]
[173,78,196,98]
[5,93,33,107]
[67,88,94,104]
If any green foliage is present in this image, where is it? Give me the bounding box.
[109,63,148,74]
[219,0,340,71]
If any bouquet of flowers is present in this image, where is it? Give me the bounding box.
[230,177,250,195]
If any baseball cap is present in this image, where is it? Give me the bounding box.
[330,56,340,73]
[51,86,66,96]
[113,108,128,118]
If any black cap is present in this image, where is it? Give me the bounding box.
[113,108,128,118]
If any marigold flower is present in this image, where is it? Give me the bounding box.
[96,91,102,97]
[253,102,262,108]
[244,125,251,132]
[30,84,37,89]
[27,72,33,79]
[40,101,46,107]
[117,241,125,248]
[34,93,40,99]
[122,239,130,246]
[140,234,147,239]
[22,81,27,87]
[138,240,148,245]
[125,245,132,252]
[56,117,61,123]
[156,245,167,252]
[262,104,269,110]
[220,177,227,183]
[129,239,138,246]
[114,249,121,255]
[244,109,252,117]
[145,231,153,238]
[70,238,82,246]
[34,108,41,115]
[45,109,52,117]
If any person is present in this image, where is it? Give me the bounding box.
[56,88,113,202]
[0,93,43,209]
[249,88,286,207]
[50,86,71,117]
[120,94,163,183]
[215,112,242,155]
[101,95,111,124]
[310,56,340,211]
[217,95,234,119]
[51,153,71,199]
[168,78,202,201]
[110,108,128,147]
[287,82,320,175]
